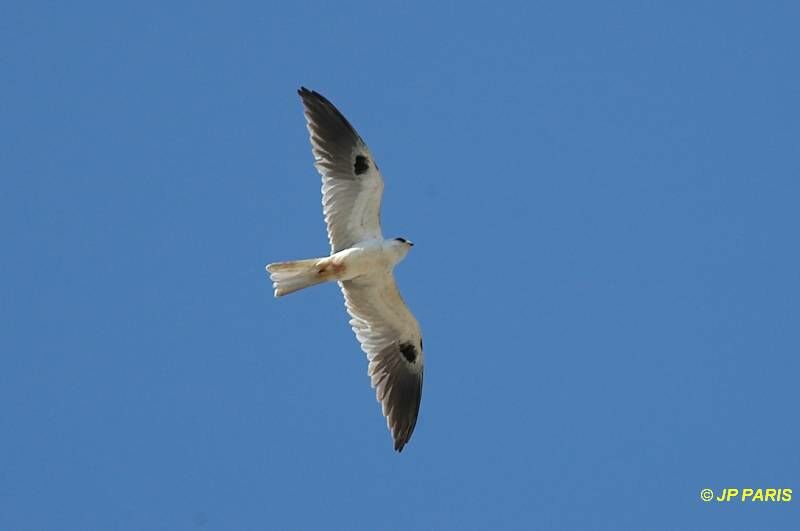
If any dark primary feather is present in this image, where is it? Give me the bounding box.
[297,87,363,182]
[370,342,424,452]
[298,87,362,141]
[297,87,384,253]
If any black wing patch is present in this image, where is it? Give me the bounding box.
[399,341,418,363]
[354,154,369,175]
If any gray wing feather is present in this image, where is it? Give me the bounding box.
[340,273,424,452]
[370,343,423,451]
[298,88,384,253]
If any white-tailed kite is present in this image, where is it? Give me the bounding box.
[266,87,424,452]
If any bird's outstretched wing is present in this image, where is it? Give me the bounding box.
[340,272,424,452]
[298,87,384,253]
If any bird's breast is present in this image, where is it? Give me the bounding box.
[330,240,394,281]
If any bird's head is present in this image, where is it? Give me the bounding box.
[391,237,414,261]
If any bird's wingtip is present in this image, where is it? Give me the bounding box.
[393,436,409,452]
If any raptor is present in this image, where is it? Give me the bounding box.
[267,88,425,452]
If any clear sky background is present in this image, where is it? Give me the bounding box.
[2,1,798,530]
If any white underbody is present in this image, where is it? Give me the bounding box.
[329,238,410,281]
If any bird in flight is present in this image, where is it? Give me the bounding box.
[266,87,424,452]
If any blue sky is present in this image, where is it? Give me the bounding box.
[2,1,799,529]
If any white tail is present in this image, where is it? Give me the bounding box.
[266,257,334,297]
